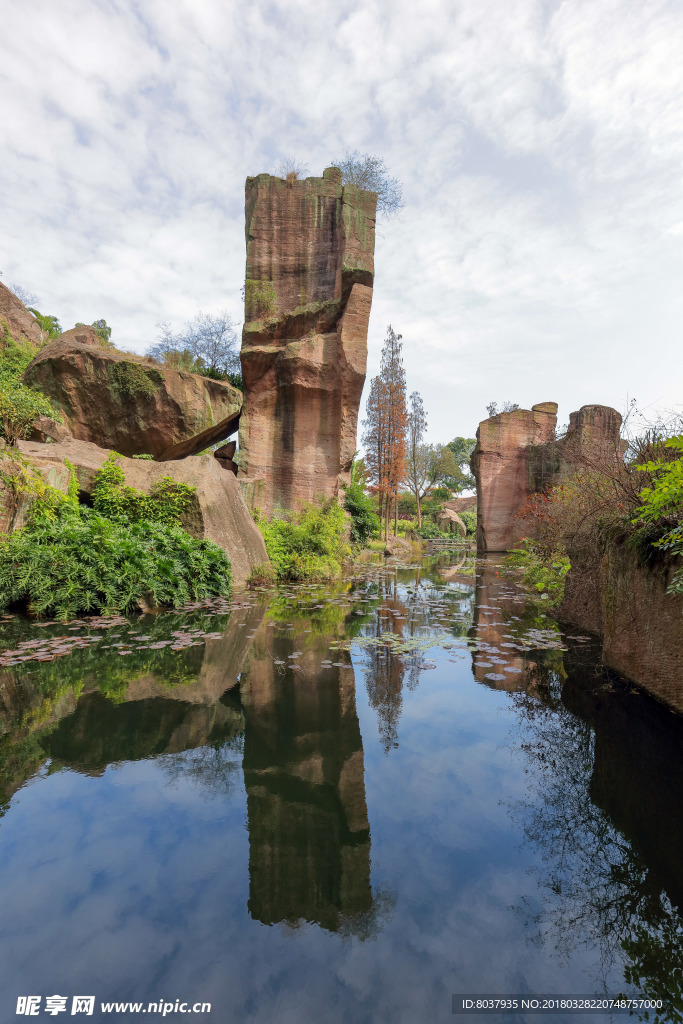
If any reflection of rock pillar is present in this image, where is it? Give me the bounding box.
[240,634,371,931]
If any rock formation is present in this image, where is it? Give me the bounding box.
[560,537,683,713]
[442,496,477,514]
[237,167,376,514]
[471,403,624,553]
[14,438,268,586]
[23,327,242,459]
[0,281,43,348]
[436,507,466,535]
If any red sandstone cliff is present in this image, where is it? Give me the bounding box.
[237,167,376,514]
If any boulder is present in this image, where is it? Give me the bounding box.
[0,281,43,348]
[23,330,242,458]
[15,438,268,586]
[238,167,376,514]
[384,535,417,559]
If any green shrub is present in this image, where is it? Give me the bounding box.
[459,508,477,535]
[505,538,570,606]
[0,511,232,618]
[0,333,55,446]
[0,374,55,446]
[343,481,380,545]
[247,561,277,586]
[244,279,278,321]
[92,454,196,525]
[259,499,349,582]
[414,521,448,539]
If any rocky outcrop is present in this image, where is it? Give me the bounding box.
[443,496,477,514]
[471,403,624,553]
[15,438,268,586]
[238,167,376,514]
[23,329,242,459]
[0,281,42,348]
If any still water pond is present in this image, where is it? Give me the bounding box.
[0,552,681,1023]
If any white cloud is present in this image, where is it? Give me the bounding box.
[1,0,681,440]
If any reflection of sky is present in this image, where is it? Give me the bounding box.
[0,641,634,1024]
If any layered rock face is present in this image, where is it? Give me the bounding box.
[238,167,376,514]
[23,327,242,459]
[0,281,43,347]
[471,403,623,553]
[15,438,268,586]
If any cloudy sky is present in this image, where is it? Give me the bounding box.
[1,0,682,442]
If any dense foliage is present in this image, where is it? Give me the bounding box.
[504,538,570,606]
[258,499,349,582]
[633,435,683,594]
[343,481,380,544]
[0,454,232,617]
[0,335,55,445]
[0,513,232,618]
[92,454,197,525]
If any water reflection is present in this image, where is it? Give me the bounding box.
[0,553,682,1015]
[504,608,683,1014]
[240,622,372,932]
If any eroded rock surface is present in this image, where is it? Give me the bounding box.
[238,167,376,514]
[15,438,267,585]
[23,330,242,458]
[471,403,624,553]
[0,281,43,348]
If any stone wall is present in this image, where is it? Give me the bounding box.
[471,402,623,553]
[238,167,376,514]
[560,539,683,714]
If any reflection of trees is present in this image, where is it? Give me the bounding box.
[162,734,244,800]
[509,668,683,1021]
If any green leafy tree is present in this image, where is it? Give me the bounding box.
[27,309,61,341]
[446,436,476,491]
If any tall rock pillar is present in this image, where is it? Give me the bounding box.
[238,167,376,514]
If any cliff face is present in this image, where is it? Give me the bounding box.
[0,281,42,348]
[471,403,623,553]
[238,168,376,514]
[471,402,558,553]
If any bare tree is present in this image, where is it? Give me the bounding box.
[149,311,240,378]
[406,391,428,526]
[332,151,404,218]
[275,157,309,184]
